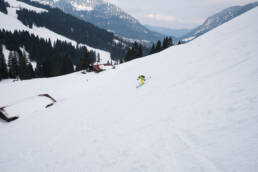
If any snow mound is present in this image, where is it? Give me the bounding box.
[0,7,258,172]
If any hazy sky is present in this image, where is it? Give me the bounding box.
[105,0,256,29]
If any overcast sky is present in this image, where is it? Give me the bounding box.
[105,0,256,29]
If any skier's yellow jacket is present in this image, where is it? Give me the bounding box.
[138,75,145,84]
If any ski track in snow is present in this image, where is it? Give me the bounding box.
[0,6,258,172]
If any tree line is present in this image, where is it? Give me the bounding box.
[149,37,174,55]
[124,42,143,62]
[124,37,180,62]
[0,47,34,80]
[0,29,87,64]
[0,29,100,62]
[0,0,9,14]
[0,43,103,80]
[0,28,104,80]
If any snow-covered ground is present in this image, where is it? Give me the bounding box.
[0,7,258,172]
[7,0,47,13]
[0,0,111,64]
[2,45,10,63]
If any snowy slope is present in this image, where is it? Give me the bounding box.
[0,7,258,172]
[0,0,111,63]
[7,0,47,13]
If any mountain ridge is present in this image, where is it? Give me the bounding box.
[31,0,164,44]
[181,1,258,42]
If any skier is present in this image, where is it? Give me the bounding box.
[137,75,146,85]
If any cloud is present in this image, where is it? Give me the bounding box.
[144,14,184,23]
[143,13,203,24]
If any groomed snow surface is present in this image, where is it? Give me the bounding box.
[0,7,258,172]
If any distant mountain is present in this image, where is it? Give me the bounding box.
[31,0,164,44]
[181,1,258,42]
[145,25,190,38]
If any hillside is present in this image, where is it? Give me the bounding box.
[181,1,258,42]
[0,0,128,62]
[30,0,164,44]
[0,6,258,172]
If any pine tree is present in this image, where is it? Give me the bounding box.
[8,51,19,78]
[137,45,143,58]
[49,56,62,77]
[89,50,97,64]
[97,53,100,63]
[124,48,133,62]
[124,42,144,62]
[168,37,173,47]
[17,49,29,80]
[35,63,44,78]
[0,0,9,14]
[42,57,51,77]
[79,47,91,71]
[156,40,162,53]
[132,42,139,58]
[0,48,8,80]
[150,44,155,55]
[27,62,35,78]
[162,37,173,50]
[61,55,74,75]
[162,37,169,50]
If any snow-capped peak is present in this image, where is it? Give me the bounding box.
[6,0,47,13]
[70,1,94,11]
[69,0,106,11]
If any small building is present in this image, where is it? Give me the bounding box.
[92,65,104,73]
[92,64,115,73]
